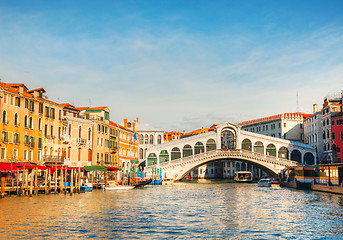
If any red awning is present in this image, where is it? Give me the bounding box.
[0,162,33,173]
[107,167,118,171]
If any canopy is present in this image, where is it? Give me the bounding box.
[83,166,107,172]
[107,166,118,171]
[0,162,33,173]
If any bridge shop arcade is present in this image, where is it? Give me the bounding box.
[144,121,316,181]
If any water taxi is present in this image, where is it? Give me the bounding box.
[234,171,253,183]
[258,178,272,187]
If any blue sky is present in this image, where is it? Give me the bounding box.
[1,1,343,131]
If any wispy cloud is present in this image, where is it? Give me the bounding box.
[1,2,343,131]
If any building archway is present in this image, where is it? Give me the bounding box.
[278,147,289,159]
[159,150,169,163]
[254,141,264,154]
[206,139,216,151]
[242,138,252,151]
[304,152,315,165]
[183,145,193,157]
[195,142,205,154]
[171,147,181,160]
[266,144,276,157]
[221,128,235,149]
[147,153,157,166]
[291,150,302,163]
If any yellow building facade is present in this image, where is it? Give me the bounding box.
[0,83,43,163]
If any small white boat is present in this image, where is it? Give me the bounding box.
[104,180,135,190]
[105,185,135,190]
[258,178,272,187]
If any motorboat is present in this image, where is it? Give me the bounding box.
[258,178,272,187]
[105,185,135,190]
[104,180,134,190]
[234,171,253,183]
[162,179,174,185]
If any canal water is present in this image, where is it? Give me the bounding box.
[1,181,343,239]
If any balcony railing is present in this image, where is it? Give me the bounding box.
[42,155,65,164]
[77,138,87,145]
[110,146,118,153]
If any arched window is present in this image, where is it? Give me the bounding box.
[2,111,6,124]
[150,135,154,144]
[144,135,148,144]
[88,128,92,141]
[140,134,144,144]
[79,126,82,138]
[139,148,144,159]
[157,135,162,144]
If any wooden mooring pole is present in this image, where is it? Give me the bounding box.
[1,176,5,198]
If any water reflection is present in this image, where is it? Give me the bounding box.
[1,182,343,239]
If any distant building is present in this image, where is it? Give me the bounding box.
[304,104,324,162]
[331,112,343,163]
[321,93,342,163]
[164,131,183,143]
[132,118,164,164]
[60,103,93,167]
[240,113,311,142]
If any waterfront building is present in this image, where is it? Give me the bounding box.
[60,103,93,167]
[331,112,343,163]
[164,131,183,143]
[37,90,64,166]
[78,106,114,167]
[118,119,139,174]
[321,93,342,163]
[0,82,42,163]
[132,118,164,164]
[240,113,311,142]
[304,104,324,162]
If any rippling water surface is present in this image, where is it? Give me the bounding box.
[1,181,343,239]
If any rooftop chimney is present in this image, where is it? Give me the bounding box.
[313,104,318,114]
[123,119,128,129]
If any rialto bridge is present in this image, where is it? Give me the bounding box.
[144,121,316,181]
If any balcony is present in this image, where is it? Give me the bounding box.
[77,138,87,145]
[110,146,118,154]
[60,135,70,143]
[42,155,65,164]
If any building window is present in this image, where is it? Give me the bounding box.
[0,148,6,159]
[24,150,28,161]
[24,115,28,128]
[14,113,18,126]
[158,135,162,144]
[2,111,7,124]
[1,131,8,143]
